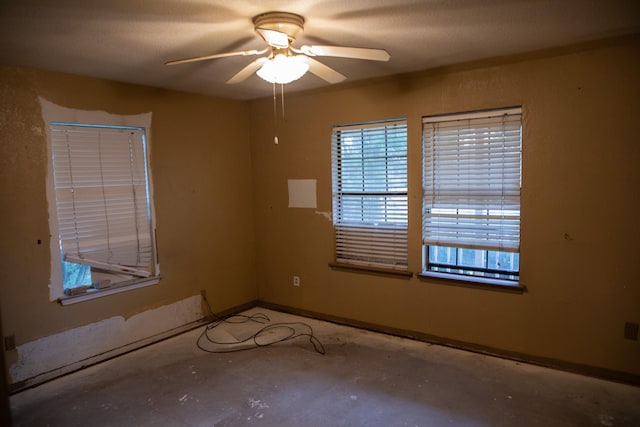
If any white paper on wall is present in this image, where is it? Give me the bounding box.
[288,179,317,208]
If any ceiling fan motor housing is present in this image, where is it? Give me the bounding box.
[253,11,305,43]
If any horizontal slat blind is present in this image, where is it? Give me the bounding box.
[422,108,522,252]
[332,120,408,269]
[51,124,155,277]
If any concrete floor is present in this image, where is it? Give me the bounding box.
[9,308,640,426]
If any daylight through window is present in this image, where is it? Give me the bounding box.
[422,107,522,282]
[331,119,408,270]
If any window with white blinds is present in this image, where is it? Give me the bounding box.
[422,107,522,262]
[50,123,158,282]
[331,119,408,270]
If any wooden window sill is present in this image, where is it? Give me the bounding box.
[329,262,413,278]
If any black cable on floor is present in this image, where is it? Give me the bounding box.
[197,296,325,355]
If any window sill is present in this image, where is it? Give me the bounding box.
[417,271,526,293]
[329,262,413,278]
[58,277,161,305]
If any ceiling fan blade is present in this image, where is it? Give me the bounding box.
[226,57,268,84]
[256,28,289,49]
[165,48,268,66]
[306,58,346,84]
[299,45,390,62]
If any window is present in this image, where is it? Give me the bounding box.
[47,122,159,302]
[422,107,522,283]
[331,119,408,271]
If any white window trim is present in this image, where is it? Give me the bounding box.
[41,98,159,302]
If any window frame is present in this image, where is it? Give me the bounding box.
[331,119,409,273]
[421,107,523,287]
[42,100,160,304]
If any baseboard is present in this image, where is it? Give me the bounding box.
[11,298,637,394]
[258,301,640,386]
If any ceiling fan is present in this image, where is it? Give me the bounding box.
[165,11,390,85]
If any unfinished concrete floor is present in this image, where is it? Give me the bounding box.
[9,308,640,426]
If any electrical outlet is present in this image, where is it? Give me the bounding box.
[624,322,639,340]
[293,275,300,287]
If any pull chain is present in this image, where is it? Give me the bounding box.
[272,82,278,144]
[272,83,287,144]
[281,83,285,119]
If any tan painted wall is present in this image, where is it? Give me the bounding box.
[1,36,638,384]
[249,37,640,376]
[0,67,256,370]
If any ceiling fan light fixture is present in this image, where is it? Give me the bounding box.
[256,54,309,84]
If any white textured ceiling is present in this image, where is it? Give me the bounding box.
[1,0,638,100]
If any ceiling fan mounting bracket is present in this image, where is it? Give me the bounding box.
[253,11,305,42]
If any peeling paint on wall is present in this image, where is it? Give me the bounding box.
[314,211,332,222]
[9,295,202,383]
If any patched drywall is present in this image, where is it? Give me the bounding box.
[40,97,155,301]
[9,295,202,383]
[0,66,256,387]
